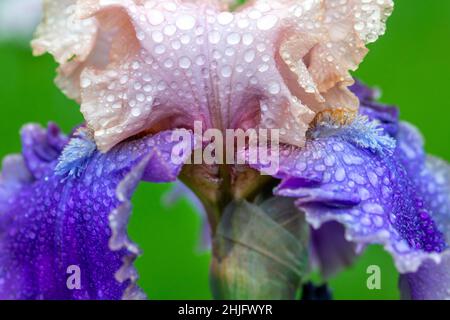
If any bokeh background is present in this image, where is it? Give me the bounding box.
[0,0,449,299]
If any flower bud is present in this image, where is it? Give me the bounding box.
[210,197,309,299]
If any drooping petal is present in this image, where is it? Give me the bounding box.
[20,123,68,179]
[351,80,399,137]
[399,252,450,300]
[0,123,193,299]
[271,121,447,274]
[310,221,358,279]
[248,83,450,284]
[399,156,450,300]
[33,0,393,152]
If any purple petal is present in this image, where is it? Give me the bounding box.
[400,252,450,300]
[399,156,450,299]
[349,80,379,102]
[310,222,358,279]
[247,80,450,283]
[0,124,192,299]
[351,80,399,136]
[271,122,446,274]
[21,123,68,179]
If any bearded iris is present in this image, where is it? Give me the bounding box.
[0,0,449,300]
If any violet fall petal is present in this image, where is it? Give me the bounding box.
[399,156,450,300]
[0,123,192,299]
[248,83,450,298]
[270,121,448,274]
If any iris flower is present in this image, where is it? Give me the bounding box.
[0,0,448,300]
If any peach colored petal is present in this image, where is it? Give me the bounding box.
[32,0,393,151]
[32,0,98,100]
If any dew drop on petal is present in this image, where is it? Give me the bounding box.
[178,56,191,69]
[221,65,232,78]
[244,49,255,63]
[208,31,221,44]
[131,61,140,70]
[164,58,174,68]
[242,33,254,45]
[131,108,141,117]
[81,78,91,88]
[106,94,115,102]
[226,33,241,45]
[258,64,269,73]
[163,24,177,36]
[136,93,145,102]
[256,15,278,30]
[268,81,281,94]
[176,15,196,30]
[154,44,166,54]
[217,12,234,25]
[152,31,164,43]
[147,10,165,26]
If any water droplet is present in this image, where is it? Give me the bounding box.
[132,61,140,70]
[131,108,141,117]
[164,58,174,68]
[221,65,232,78]
[152,31,164,43]
[258,64,269,73]
[242,33,254,45]
[163,24,177,36]
[208,31,221,44]
[257,15,278,30]
[176,15,196,30]
[81,78,91,88]
[178,56,191,69]
[268,81,280,94]
[195,55,206,66]
[136,93,145,102]
[225,47,235,56]
[180,34,191,44]
[354,22,365,32]
[119,75,128,84]
[226,33,241,45]
[217,12,234,25]
[147,10,165,25]
[244,49,256,63]
[171,40,181,50]
[154,44,166,54]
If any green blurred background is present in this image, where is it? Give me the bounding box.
[0,0,449,300]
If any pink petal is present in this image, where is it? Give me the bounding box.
[32,0,393,151]
[32,0,98,100]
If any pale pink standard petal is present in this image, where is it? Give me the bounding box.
[32,0,98,100]
[32,0,393,151]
